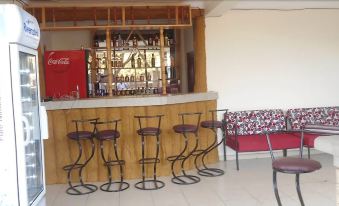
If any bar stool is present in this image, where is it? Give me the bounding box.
[93,119,129,192]
[134,115,165,190]
[63,118,99,195]
[168,112,202,185]
[265,129,322,206]
[195,109,228,177]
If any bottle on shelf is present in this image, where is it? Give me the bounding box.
[94,35,99,47]
[148,34,153,46]
[117,33,123,47]
[131,54,135,68]
[125,75,130,82]
[164,34,169,46]
[95,54,100,69]
[130,74,135,82]
[151,53,155,67]
[112,34,116,47]
[101,52,107,69]
[132,35,138,47]
[154,34,159,46]
[120,74,124,82]
[147,73,152,81]
[140,73,145,81]
[137,55,142,68]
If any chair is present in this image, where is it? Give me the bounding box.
[93,119,129,192]
[134,115,165,190]
[168,112,202,185]
[264,130,322,206]
[195,109,227,177]
[63,118,99,195]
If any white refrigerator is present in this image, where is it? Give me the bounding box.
[0,4,46,206]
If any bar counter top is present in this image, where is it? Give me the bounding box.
[42,91,218,110]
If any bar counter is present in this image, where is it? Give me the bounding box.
[42,92,220,184]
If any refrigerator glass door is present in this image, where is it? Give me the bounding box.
[19,51,44,205]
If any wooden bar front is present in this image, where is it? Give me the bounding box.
[44,98,219,184]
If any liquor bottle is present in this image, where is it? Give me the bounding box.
[131,54,135,68]
[130,74,135,82]
[120,74,124,82]
[154,34,159,46]
[101,52,107,69]
[125,75,129,82]
[147,73,152,81]
[148,34,153,46]
[137,55,142,68]
[151,53,155,67]
[164,34,168,46]
[112,34,116,47]
[140,73,145,81]
[132,35,138,47]
[95,54,100,69]
[94,35,99,47]
[117,33,123,47]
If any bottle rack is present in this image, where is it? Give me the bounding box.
[91,29,177,97]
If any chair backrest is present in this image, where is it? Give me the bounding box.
[72,118,99,133]
[134,115,164,131]
[178,112,202,132]
[92,119,121,132]
[287,107,339,130]
[224,109,286,136]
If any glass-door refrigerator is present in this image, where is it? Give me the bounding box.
[0,4,46,206]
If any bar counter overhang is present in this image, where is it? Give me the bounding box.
[42,92,220,184]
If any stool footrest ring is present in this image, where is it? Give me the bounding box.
[63,163,83,171]
[104,159,125,166]
[167,155,186,161]
[138,158,160,164]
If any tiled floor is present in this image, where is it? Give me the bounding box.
[42,154,335,206]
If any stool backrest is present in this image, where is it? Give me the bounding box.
[134,115,164,131]
[92,119,121,133]
[72,118,99,134]
[178,112,202,132]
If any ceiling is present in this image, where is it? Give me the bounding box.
[17,0,339,17]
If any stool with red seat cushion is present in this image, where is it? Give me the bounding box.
[195,109,228,177]
[93,119,129,192]
[265,131,321,206]
[134,115,165,190]
[63,118,99,195]
[167,112,202,185]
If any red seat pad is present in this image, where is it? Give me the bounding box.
[289,132,320,148]
[226,133,301,152]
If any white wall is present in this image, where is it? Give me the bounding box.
[206,9,339,112]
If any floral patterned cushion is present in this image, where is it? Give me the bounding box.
[287,107,339,130]
[224,109,286,136]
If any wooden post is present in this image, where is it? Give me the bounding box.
[38,44,46,99]
[106,29,113,96]
[41,7,46,29]
[193,16,207,92]
[160,28,167,95]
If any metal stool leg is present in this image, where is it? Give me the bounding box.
[171,132,200,185]
[135,134,165,190]
[99,138,129,192]
[273,171,282,206]
[296,173,305,206]
[196,127,224,177]
[65,138,98,195]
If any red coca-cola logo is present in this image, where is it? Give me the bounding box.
[47,52,71,73]
[47,57,70,65]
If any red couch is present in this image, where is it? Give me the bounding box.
[223,109,301,170]
[286,106,339,158]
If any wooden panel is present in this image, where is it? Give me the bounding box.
[44,100,218,184]
[193,16,207,93]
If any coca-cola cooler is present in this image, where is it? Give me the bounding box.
[44,50,89,99]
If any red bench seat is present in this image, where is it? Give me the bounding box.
[226,133,301,152]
